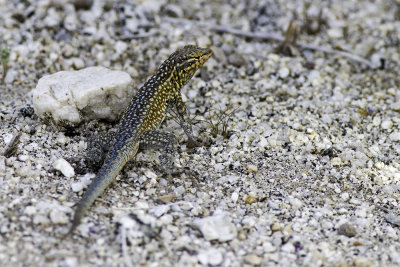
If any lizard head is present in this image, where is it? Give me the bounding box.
[166,45,212,86]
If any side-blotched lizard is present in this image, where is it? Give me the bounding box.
[66,45,212,236]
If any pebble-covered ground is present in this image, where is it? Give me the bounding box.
[1,0,400,266]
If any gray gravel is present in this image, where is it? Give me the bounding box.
[1,0,400,266]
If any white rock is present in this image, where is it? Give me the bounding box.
[386,213,400,227]
[144,170,158,179]
[80,173,96,187]
[307,70,322,87]
[341,192,350,201]
[289,198,303,209]
[24,206,37,216]
[71,182,83,193]
[50,209,68,224]
[71,57,85,69]
[33,214,50,225]
[244,254,262,265]
[279,67,290,78]
[371,53,383,69]
[64,13,78,31]
[242,216,257,227]
[32,67,134,126]
[198,249,223,266]
[327,27,343,39]
[150,205,170,217]
[389,132,400,141]
[281,242,295,253]
[231,192,239,202]
[54,158,75,178]
[353,256,371,267]
[331,157,342,166]
[174,186,185,196]
[114,41,128,55]
[197,36,212,48]
[390,102,400,111]
[0,157,5,177]
[4,69,17,83]
[258,136,268,148]
[355,207,368,218]
[214,163,225,171]
[263,241,276,252]
[193,212,237,242]
[381,120,393,130]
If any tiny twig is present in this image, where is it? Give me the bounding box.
[1,47,11,83]
[118,30,159,41]
[2,131,21,157]
[164,17,285,42]
[1,64,6,84]
[163,17,374,68]
[276,20,300,56]
[120,226,134,267]
[114,200,190,211]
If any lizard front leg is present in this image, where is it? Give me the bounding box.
[86,130,182,174]
[138,130,184,174]
[170,95,200,148]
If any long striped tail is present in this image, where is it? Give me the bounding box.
[64,144,137,237]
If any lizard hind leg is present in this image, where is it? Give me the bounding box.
[138,130,184,175]
[86,130,117,171]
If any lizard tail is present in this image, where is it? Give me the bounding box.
[65,146,135,238]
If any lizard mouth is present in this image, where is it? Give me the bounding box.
[199,49,213,65]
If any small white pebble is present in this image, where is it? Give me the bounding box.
[247,164,258,173]
[198,249,223,266]
[33,214,50,225]
[150,205,170,218]
[18,155,29,162]
[144,170,158,179]
[174,186,185,196]
[353,256,371,267]
[231,192,239,202]
[381,120,393,130]
[389,132,400,141]
[50,209,68,224]
[258,136,268,148]
[331,157,342,166]
[72,58,85,69]
[390,102,400,111]
[327,27,343,38]
[289,198,303,209]
[279,67,290,78]
[54,158,75,178]
[355,207,368,218]
[281,242,295,253]
[193,213,237,242]
[71,182,83,192]
[244,254,262,265]
[214,163,225,171]
[24,206,37,216]
[341,192,350,201]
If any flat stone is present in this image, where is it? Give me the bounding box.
[32,66,134,126]
[244,254,262,265]
[193,212,237,242]
[198,249,223,266]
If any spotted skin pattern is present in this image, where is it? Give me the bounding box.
[66,46,212,236]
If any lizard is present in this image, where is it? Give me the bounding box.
[65,45,213,237]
